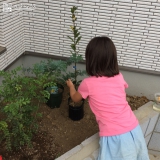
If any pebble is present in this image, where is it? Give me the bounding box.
[52,122,55,125]
[149,154,160,160]
[33,142,36,146]
[126,97,130,102]
[47,115,52,119]
[33,154,40,160]
[86,115,90,119]
[52,143,56,148]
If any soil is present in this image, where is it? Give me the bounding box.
[69,98,84,107]
[0,87,150,160]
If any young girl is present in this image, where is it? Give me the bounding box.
[66,36,149,160]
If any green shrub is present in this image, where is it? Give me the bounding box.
[26,59,67,86]
[0,67,49,150]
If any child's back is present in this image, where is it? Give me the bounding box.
[78,73,138,136]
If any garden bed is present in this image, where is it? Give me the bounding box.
[0,87,150,160]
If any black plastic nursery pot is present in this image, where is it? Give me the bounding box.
[68,97,85,121]
[46,84,64,109]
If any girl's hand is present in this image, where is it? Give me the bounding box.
[66,79,74,88]
[66,79,82,102]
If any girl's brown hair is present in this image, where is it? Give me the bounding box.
[85,36,119,77]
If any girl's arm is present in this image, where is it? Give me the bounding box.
[66,79,82,103]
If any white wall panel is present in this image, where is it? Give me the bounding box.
[0,0,25,70]
[0,0,160,71]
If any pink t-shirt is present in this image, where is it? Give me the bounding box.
[78,73,138,136]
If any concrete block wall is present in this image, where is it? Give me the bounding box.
[0,0,25,70]
[55,101,160,160]
[22,0,160,72]
[0,8,3,47]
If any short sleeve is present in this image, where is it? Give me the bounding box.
[124,80,128,88]
[120,72,128,88]
[78,79,89,99]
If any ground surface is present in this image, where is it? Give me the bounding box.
[0,87,150,160]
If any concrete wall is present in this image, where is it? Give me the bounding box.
[55,101,160,160]
[0,0,25,70]
[121,70,160,100]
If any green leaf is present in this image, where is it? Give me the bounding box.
[75,32,80,38]
[67,36,74,42]
[71,8,74,13]
[76,36,81,44]
[73,6,77,11]
[71,44,76,51]
[74,28,78,35]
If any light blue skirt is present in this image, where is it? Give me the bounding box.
[97,125,150,160]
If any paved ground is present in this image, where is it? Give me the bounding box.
[83,148,160,160]
[149,154,160,160]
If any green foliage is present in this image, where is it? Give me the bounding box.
[65,6,86,88]
[0,67,48,150]
[25,59,67,85]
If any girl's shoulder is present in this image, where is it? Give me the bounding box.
[117,72,123,78]
[82,76,94,83]
[83,73,123,80]
[81,76,99,85]
[118,72,126,80]
[82,76,101,82]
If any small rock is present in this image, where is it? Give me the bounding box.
[32,154,40,160]
[86,115,90,119]
[52,122,55,125]
[47,115,51,119]
[126,97,130,102]
[33,142,36,146]
[52,143,55,148]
